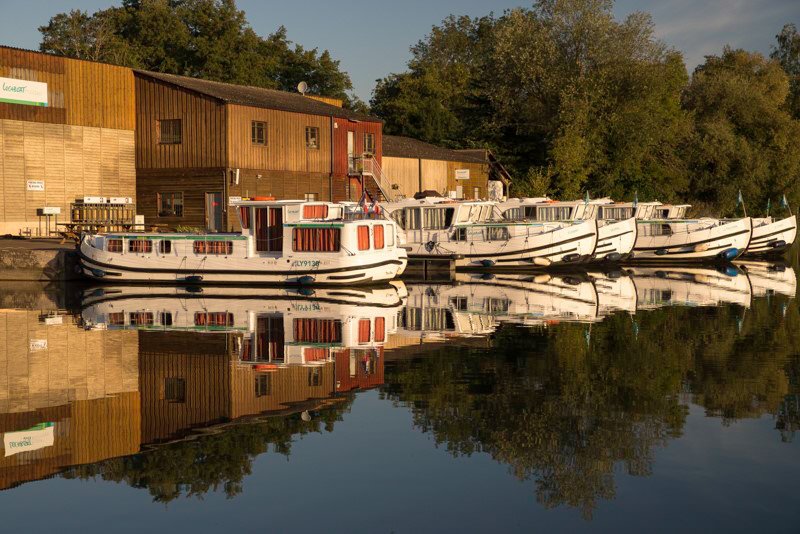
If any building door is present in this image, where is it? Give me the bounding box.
[347,131,356,173]
[205,192,223,232]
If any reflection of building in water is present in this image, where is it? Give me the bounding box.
[0,311,140,490]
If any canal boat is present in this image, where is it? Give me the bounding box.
[743,215,797,256]
[498,198,637,261]
[627,266,752,309]
[630,217,753,262]
[383,197,598,268]
[78,200,408,285]
[735,261,797,298]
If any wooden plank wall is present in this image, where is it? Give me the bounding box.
[135,75,226,169]
[0,120,135,230]
[420,159,449,194]
[136,168,224,229]
[226,104,331,173]
[382,156,420,198]
[446,161,489,200]
[0,311,139,415]
[0,47,134,129]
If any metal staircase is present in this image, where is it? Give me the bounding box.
[358,155,401,202]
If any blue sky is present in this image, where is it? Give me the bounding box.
[1,0,798,101]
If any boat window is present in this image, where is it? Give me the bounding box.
[450,297,469,311]
[403,208,422,230]
[159,240,171,254]
[486,226,509,241]
[375,317,385,342]
[255,374,271,397]
[293,318,342,343]
[391,209,406,229]
[108,312,125,326]
[293,227,341,252]
[600,207,633,220]
[107,239,123,253]
[308,367,323,386]
[195,312,234,326]
[358,319,371,343]
[374,225,385,249]
[503,207,521,221]
[128,239,152,253]
[423,207,454,229]
[194,241,233,255]
[452,228,468,241]
[523,206,537,219]
[130,312,153,326]
[488,299,510,313]
[536,206,573,221]
[160,312,173,326]
[304,347,328,362]
[386,225,395,246]
[357,225,370,250]
[257,316,284,362]
[256,207,283,252]
[658,209,671,219]
[304,204,328,219]
[238,206,250,229]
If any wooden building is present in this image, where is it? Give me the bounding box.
[382,135,511,200]
[134,71,383,231]
[0,46,136,235]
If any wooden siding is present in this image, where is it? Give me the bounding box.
[225,104,332,173]
[136,168,224,229]
[420,159,449,194]
[382,156,420,199]
[446,161,489,200]
[135,75,226,169]
[0,47,134,130]
[333,118,382,177]
[381,156,489,199]
[0,120,135,233]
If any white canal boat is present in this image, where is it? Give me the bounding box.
[498,198,638,261]
[383,197,598,268]
[744,215,797,256]
[79,200,407,285]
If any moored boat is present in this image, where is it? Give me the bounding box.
[744,215,797,256]
[78,200,407,285]
[384,197,598,268]
[631,217,752,262]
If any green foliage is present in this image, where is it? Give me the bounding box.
[38,0,359,107]
[771,23,800,118]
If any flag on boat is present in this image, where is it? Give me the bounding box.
[781,194,789,208]
[736,190,743,206]
[633,191,638,208]
[584,191,590,204]
[766,198,771,215]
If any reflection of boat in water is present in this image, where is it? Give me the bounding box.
[735,261,797,298]
[628,266,752,309]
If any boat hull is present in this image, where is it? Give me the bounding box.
[743,216,796,256]
[631,218,752,262]
[79,237,407,286]
[594,217,637,261]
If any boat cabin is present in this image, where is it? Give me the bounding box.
[501,199,599,221]
[593,201,690,221]
[387,197,501,231]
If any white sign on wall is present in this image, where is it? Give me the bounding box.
[4,423,55,457]
[29,339,48,352]
[0,77,48,107]
[26,180,45,192]
[455,169,470,181]
[228,196,243,206]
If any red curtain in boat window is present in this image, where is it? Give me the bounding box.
[357,225,370,251]
[293,228,341,252]
[193,241,232,254]
[128,239,152,253]
[303,205,328,219]
[108,312,125,325]
[241,339,253,361]
[358,319,371,343]
[195,312,234,326]
[374,225,385,249]
[239,207,250,229]
[255,208,283,252]
[293,319,342,343]
[257,316,285,361]
[375,317,385,342]
[130,312,154,326]
[304,347,328,362]
[107,239,123,253]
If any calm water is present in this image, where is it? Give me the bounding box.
[0,258,798,533]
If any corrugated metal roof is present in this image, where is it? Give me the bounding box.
[135,70,381,122]
[382,135,487,163]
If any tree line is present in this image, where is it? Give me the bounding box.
[371,0,800,215]
[38,0,800,215]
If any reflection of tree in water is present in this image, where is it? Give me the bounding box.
[382,294,800,518]
[63,399,354,502]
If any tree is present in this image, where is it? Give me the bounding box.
[38,0,359,106]
[683,48,800,214]
[771,23,800,118]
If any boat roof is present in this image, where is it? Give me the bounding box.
[231,199,338,207]
[384,197,494,208]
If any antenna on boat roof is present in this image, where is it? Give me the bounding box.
[297,81,308,95]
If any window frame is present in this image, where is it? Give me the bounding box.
[251,120,267,146]
[159,240,172,254]
[158,119,182,145]
[305,126,320,149]
[363,132,375,155]
[157,192,184,218]
[128,239,152,253]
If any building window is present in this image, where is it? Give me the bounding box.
[107,239,123,253]
[193,241,233,255]
[304,193,318,202]
[159,240,172,254]
[305,126,320,149]
[128,239,152,253]
[157,192,183,217]
[255,374,271,397]
[308,368,322,387]
[158,119,182,144]
[164,378,186,403]
[251,120,267,145]
[364,133,375,155]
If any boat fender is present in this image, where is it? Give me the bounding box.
[722,266,739,277]
[298,287,315,296]
[185,286,204,294]
[718,247,739,261]
[654,248,669,256]
[693,243,710,253]
[768,264,786,272]
[562,253,581,262]
[90,268,106,278]
[425,241,436,252]
[604,252,622,262]
[480,259,495,267]
[532,257,551,267]
[480,273,495,280]
[655,271,667,278]
[298,275,316,285]
[606,270,622,279]
[562,276,582,286]
[185,275,203,283]
[770,240,787,248]
[533,274,551,284]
